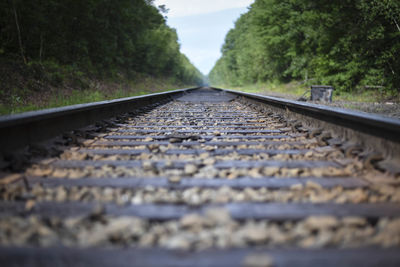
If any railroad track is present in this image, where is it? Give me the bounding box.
[0,87,400,266]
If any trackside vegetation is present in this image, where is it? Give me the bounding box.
[209,0,400,93]
[0,0,203,115]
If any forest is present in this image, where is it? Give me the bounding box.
[209,0,400,92]
[0,0,203,114]
[0,0,203,84]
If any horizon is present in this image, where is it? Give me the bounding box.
[153,0,254,75]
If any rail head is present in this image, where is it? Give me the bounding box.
[2,86,400,153]
[215,87,400,144]
[0,87,199,152]
[0,87,197,128]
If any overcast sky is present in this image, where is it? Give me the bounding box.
[153,0,254,75]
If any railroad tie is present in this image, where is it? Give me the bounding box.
[1,88,400,266]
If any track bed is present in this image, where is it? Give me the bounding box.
[1,88,400,266]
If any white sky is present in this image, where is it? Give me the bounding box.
[154,0,254,18]
[153,0,254,75]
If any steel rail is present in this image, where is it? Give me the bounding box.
[2,86,399,153]
[214,87,400,143]
[0,87,199,152]
[1,87,400,265]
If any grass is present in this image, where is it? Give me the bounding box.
[216,81,308,98]
[0,80,194,116]
[214,81,400,103]
[0,57,198,116]
[334,89,399,103]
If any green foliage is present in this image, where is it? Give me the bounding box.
[209,0,400,92]
[0,0,203,85]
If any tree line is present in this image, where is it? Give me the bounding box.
[209,0,400,92]
[0,0,203,85]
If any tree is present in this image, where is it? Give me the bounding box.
[0,0,203,85]
[209,0,400,92]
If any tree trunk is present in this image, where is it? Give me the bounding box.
[393,18,400,33]
[11,0,27,64]
[39,33,44,63]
